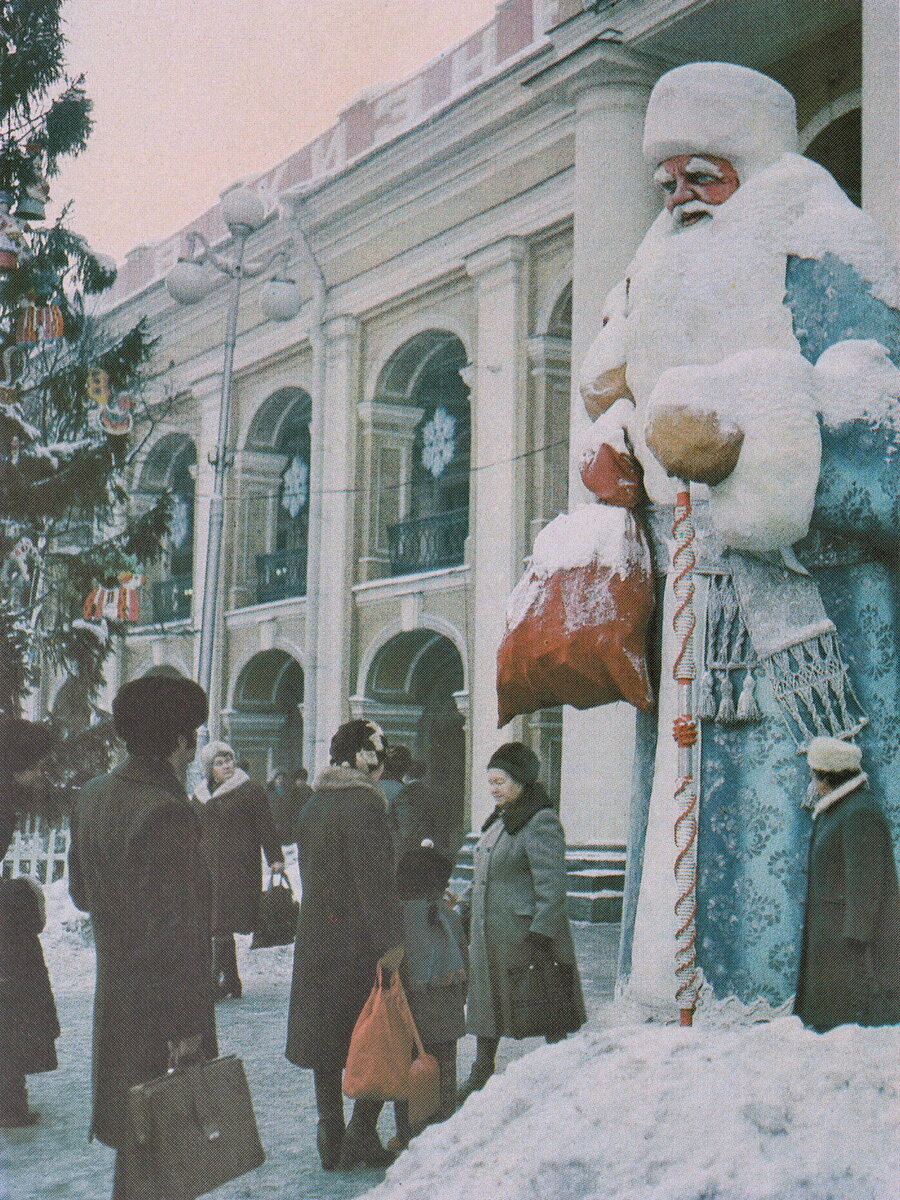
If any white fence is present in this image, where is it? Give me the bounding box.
[1,816,70,884]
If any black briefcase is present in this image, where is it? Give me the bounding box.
[127,1056,264,1197]
[507,959,581,1040]
[251,870,299,949]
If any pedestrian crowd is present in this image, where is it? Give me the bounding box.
[1,674,898,1200]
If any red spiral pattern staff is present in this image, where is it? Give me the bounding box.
[671,486,700,1025]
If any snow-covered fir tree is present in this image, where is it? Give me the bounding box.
[0,0,169,718]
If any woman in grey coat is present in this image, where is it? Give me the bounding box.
[457,742,585,1103]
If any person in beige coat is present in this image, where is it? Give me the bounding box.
[457,742,585,1103]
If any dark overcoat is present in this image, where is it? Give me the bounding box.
[285,766,402,1071]
[795,783,900,1032]
[192,770,282,935]
[463,797,586,1039]
[0,797,59,1079]
[389,778,450,864]
[69,755,217,1148]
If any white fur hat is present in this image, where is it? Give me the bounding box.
[643,62,798,180]
[806,736,863,774]
[200,739,234,773]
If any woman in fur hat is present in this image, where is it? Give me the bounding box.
[0,717,60,1127]
[192,741,283,1000]
[457,742,585,1104]
[285,718,404,1171]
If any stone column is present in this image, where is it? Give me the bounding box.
[308,315,361,773]
[862,0,900,255]
[560,73,659,845]
[465,237,529,829]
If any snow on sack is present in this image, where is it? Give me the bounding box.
[496,503,654,725]
[366,1017,900,1200]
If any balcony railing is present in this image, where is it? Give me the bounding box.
[150,574,193,623]
[255,547,308,604]
[387,507,468,576]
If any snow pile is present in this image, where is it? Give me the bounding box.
[815,340,900,434]
[369,1017,899,1200]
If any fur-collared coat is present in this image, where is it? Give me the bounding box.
[192,769,283,935]
[795,779,900,1032]
[285,765,402,1071]
[462,793,586,1039]
[69,756,217,1148]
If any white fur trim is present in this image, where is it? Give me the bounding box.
[192,766,250,804]
[645,349,821,551]
[579,279,630,391]
[643,63,798,180]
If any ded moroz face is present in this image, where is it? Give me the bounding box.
[654,154,740,229]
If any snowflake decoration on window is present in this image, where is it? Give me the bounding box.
[421,406,456,478]
[169,495,191,548]
[282,454,309,517]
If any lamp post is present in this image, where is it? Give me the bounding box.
[166,183,302,744]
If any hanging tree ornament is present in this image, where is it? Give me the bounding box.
[15,298,64,343]
[14,142,50,222]
[0,210,26,274]
[86,366,133,435]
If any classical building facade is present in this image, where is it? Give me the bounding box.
[93,0,898,846]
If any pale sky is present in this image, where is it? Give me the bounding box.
[55,0,499,262]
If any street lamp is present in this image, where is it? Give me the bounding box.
[165,182,303,744]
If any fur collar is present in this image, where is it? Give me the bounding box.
[313,764,384,798]
[482,783,554,835]
[813,772,868,819]
[193,766,250,805]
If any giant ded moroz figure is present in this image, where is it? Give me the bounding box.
[578,63,900,1018]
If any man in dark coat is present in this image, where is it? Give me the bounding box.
[69,672,217,1200]
[267,767,311,845]
[285,718,403,1172]
[795,736,900,1033]
[0,717,60,1127]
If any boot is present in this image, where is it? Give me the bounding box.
[316,1119,344,1170]
[337,1099,394,1170]
[456,1057,494,1105]
[457,1036,498,1105]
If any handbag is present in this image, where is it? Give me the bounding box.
[251,869,299,949]
[127,1055,264,1198]
[507,958,582,1041]
[343,966,438,1114]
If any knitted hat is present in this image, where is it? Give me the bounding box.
[329,718,387,771]
[200,739,234,774]
[0,716,58,778]
[643,62,798,181]
[397,839,453,900]
[112,671,208,744]
[806,736,863,775]
[487,741,540,788]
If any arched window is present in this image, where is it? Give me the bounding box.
[370,331,470,576]
[242,388,312,604]
[137,433,196,623]
[229,649,305,780]
[363,629,466,851]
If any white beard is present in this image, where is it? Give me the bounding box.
[623,184,800,503]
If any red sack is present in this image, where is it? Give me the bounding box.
[497,503,654,726]
[344,967,437,1106]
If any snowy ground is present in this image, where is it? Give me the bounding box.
[2,878,898,1200]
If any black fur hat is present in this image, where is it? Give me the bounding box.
[487,741,540,787]
[112,671,208,745]
[397,840,453,900]
[329,718,386,770]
